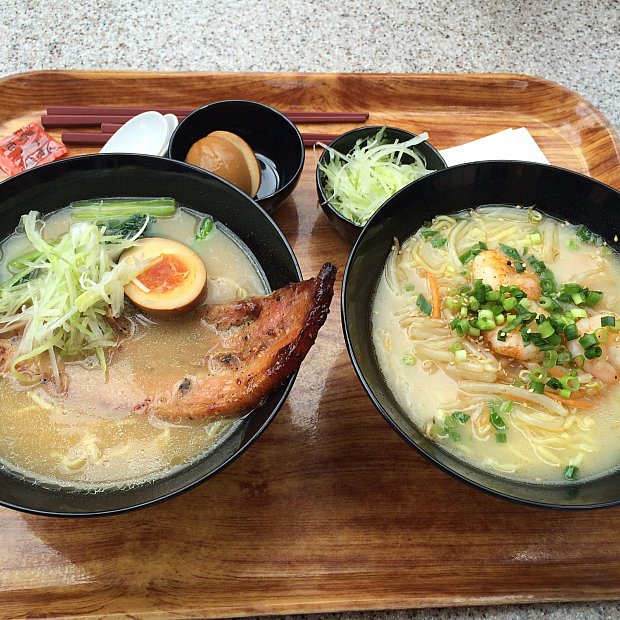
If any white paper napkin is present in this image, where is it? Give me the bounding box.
[439,128,549,166]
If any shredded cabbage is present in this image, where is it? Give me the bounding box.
[0,211,148,383]
[318,128,435,226]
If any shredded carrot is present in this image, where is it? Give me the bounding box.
[426,272,441,319]
[545,392,595,410]
[547,367,565,378]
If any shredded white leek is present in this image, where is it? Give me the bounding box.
[0,211,148,382]
[318,128,435,226]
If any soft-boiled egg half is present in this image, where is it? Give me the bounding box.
[121,238,208,317]
[185,130,261,197]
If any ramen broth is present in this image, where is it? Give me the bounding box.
[372,206,620,483]
[0,206,268,490]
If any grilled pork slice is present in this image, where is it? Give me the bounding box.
[147,262,337,419]
[0,263,337,421]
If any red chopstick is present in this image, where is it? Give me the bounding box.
[43,109,368,128]
[61,131,337,147]
[42,115,187,128]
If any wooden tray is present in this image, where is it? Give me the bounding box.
[0,71,619,620]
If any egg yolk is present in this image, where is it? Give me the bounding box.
[136,254,190,294]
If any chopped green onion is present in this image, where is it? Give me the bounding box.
[489,405,507,431]
[564,323,579,341]
[459,242,488,265]
[583,290,603,307]
[421,230,439,239]
[529,231,542,245]
[485,290,501,302]
[557,349,572,366]
[431,236,447,248]
[416,294,432,316]
[543,349,558,368]
[546,377,563,390]
[195,217,214,240]
[452,411,470,424]
[454,319,470,336]
[584,345,603,359]
[499,400,513,414]
[601,316,616,327]
[538,321,555,339]
[454,349,467,363]
[402,352,416,366]
[571,354,585,369]
[560,375,580,392]
[530,381,545,394]
[563,283,581,295]
[579,333,598,350]
[569,308,588,319]
[563,464,579,480]
[574,225,599,244]
[495,432,507,443]
[558,389,572,399]
[530,367,548,383]
[502,296,518,311]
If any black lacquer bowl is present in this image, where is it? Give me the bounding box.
[168,100,304,214]
[316,126,446,242]
[342,161,620,509]
[0,154,301,516]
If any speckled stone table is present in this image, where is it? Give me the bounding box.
[1,1,619,619]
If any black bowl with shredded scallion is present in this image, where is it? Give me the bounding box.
[316,126,446,242]
[343,160,620,509]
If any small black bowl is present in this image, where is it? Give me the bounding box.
[168,100,305,214]
[343,160,620,509]
[0,154,301,517]
[316,126,446,242]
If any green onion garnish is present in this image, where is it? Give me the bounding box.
[489,405,507,431]
[416,294,432,316]
[452,411,470,424]
[601,316,616,328]
[564,464,579,480]
[459,242,488,265]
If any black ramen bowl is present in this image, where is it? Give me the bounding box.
[343,160,620,510]
[0,154,302,517]
[168,100,305,214]
[316,126,447,242]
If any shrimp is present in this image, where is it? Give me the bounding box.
[484,328,541,362]
[567,314,620,384]
[471,250,541,300]
[471,250,544,361]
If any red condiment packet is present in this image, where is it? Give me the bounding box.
[0,122,68,176]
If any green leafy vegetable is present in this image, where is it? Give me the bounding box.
[104,213,151,239]
[318,128,436,226]
[71,197,176,220]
